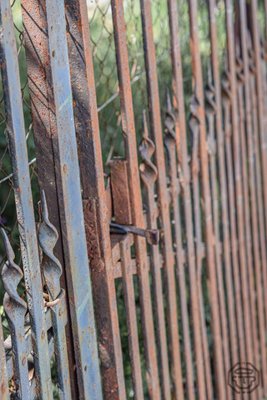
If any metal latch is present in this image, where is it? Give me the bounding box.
[110,222,159,245]
[108,159,159,245]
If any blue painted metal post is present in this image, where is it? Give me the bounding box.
[45,0,103,398]
[65,0,126,396]
[0,1,52,398]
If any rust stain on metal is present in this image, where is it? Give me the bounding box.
[111,0,161,397]
[65,0,126,397]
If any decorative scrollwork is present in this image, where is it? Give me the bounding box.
[164,91,176,145]
[1,229,30,397]
[246,33,256,75]
[1,228,27,320]
[205,82,216,116]
[248,50,256,75]
[221,71,232,139]
[221,70,231,103]
[139,110,158,189]
[260,36,266,61]
[205,82,217,156]
[189,93,201,178]
[38,190,62,302]
[236,56,245,84]
[38,192,70,396]
[164,91,182,201]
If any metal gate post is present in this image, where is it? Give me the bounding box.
[111,0,161,397]
[21,1,78,394]
[22,0,103,397]
[0,1,52,398]
[65,0,126,398]
[187,0,226,396]
[224,0,253,377]
[45,0,102,397]
[205,0,238,370]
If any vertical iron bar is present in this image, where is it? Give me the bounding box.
[237,1,266,390]
[249,75,264,398]
[236,60,260,400]
[139,1,185,397]
[265,0,267,42]
[244,66,265,398]
[261,1,267,135]
[224,0,250,368]
[221,70,246,366]
[250,0,267,236]
[38,192,72,399]
[167,1,210,398]
[189,99,212,400]
[164,98,195,400]
[21,1,78,394]
[120,238,144,399]
[206,0,239,370]
[249,7,267,394]
[0,1,52,397]
[45,0,103,397]
[243,24,267,396]
[260,37,267,136]
[249,68,267,395]
[65,0,126,397]
[204,81,231,397]
[251,69,267,395]
[187,0,226,397]
[140,112,172,400]
[110,0,161,397]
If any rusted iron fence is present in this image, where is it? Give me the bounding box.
[1,0,267,398]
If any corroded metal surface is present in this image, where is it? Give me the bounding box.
[187,0,226,397]
[44,0,103,397]
[119,237,144,399]
[207,0,239,383]
[21,0,78,394]
[167,2,213,397]
[111,0,160,397]
[163,97,195,400]
[140,111,172,399]
[139,1,184,397]
[237,2,267,397]
[221,67,246,366]
[38,191,72,398]
[0,1,52,397]
[65,0,125,397]
[224,1,248,372]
